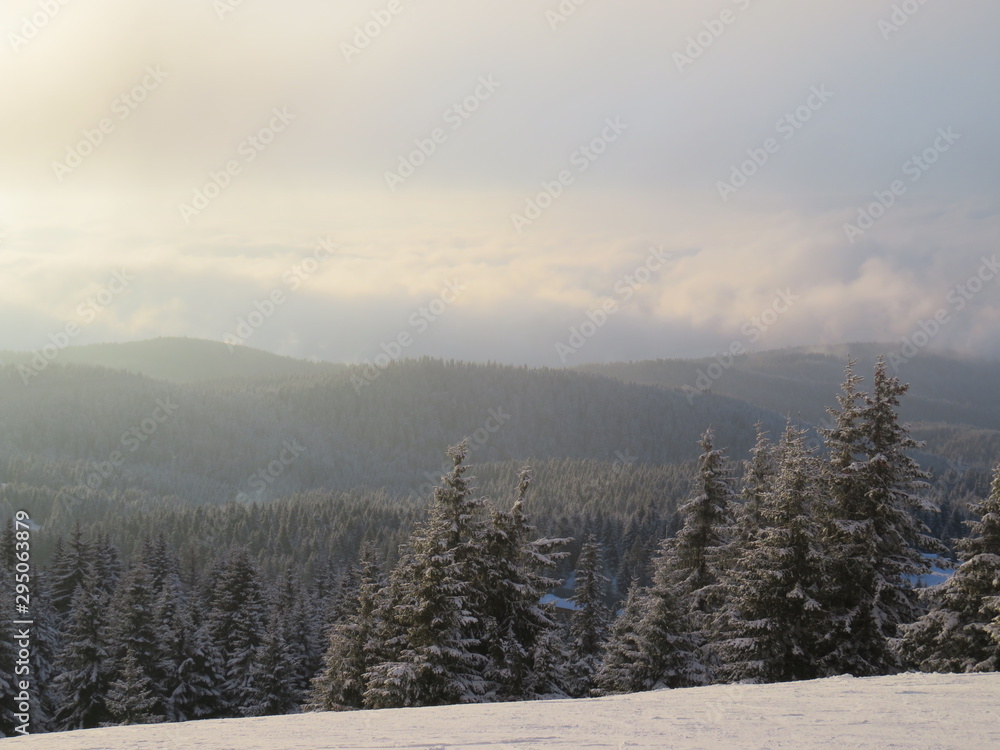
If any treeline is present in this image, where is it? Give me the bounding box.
[1,457,700,593]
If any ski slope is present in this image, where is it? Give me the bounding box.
[10,672,1000,749]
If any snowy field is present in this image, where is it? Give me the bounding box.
[8,672,1000,750]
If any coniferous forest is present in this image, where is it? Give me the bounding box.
[2,351,1000,736]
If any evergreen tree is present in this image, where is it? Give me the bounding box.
[671,429,736,620]
[476,466,569,701]
[593,581,646,695]
[207,547,268,714]
[902,462,1000,672]
[566,535,610,697]
[108,560,166,718]
[52,578,112,730]
[645,429,735,679]
[49,524,90,616]
[156,580,223,721]
[242,607,298,717]
[593,570,703,694]
[820,358,943,676]
[310,554,382,711]
[105,646,165,726]
[26,572,61,733]
[732,423,776,552]
[364,442,488,708]
[720,422,829,683]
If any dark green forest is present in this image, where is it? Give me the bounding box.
[1,340,998,735]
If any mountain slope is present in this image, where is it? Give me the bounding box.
[578,343,1000,468]
[11,672,1000,749]
[0,337,344,383]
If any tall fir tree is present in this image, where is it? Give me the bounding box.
[241,605,298,717]
[155,579,223,721]
[105,646,166,726]
[108,560,166,720]
[309,554,383,711]
[732,423,777,553]
[364,442,488,708]
[49,524,90,616]
[476,466,569,701]
[647,428,736,678]
[207,547,268,714]
[819,357,943,676]
[51,577,112,730]
[566,535,611,697]
[720,422,829,683]
[902,461,1000,672]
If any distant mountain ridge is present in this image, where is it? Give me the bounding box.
[0,336,344,383]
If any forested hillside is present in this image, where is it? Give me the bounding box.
[0,352,782,503]
[579,343,1000,469]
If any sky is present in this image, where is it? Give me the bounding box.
[2,0,998,367]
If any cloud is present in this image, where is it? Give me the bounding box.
[1,0,998,364]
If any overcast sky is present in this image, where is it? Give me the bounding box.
[2,0,998,366]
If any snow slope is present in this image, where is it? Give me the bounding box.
[9,672,1000,750]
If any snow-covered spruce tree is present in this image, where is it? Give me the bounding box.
[28,573,63,733]
[593,580,646,694]
[364,442,489,708]
[241,605,299,717]
[207,547,268,715]
[644,428,735,679]
[819,357,943,677]
[731,423,777,554]
[671,429,737,621]
[49,524,91,616]
[51,577,113,730]
[476,465,569,701]
[105,646,166,726]
[275,569,321,700]
[902,461,1000,672]
[593,568,703,695]
[309,553,384,711]
[566,535,611,697]
[720,422,829,683]
[108,560,167,721]
[155,580,223,721]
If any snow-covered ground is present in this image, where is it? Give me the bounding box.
[10,672,999,749]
